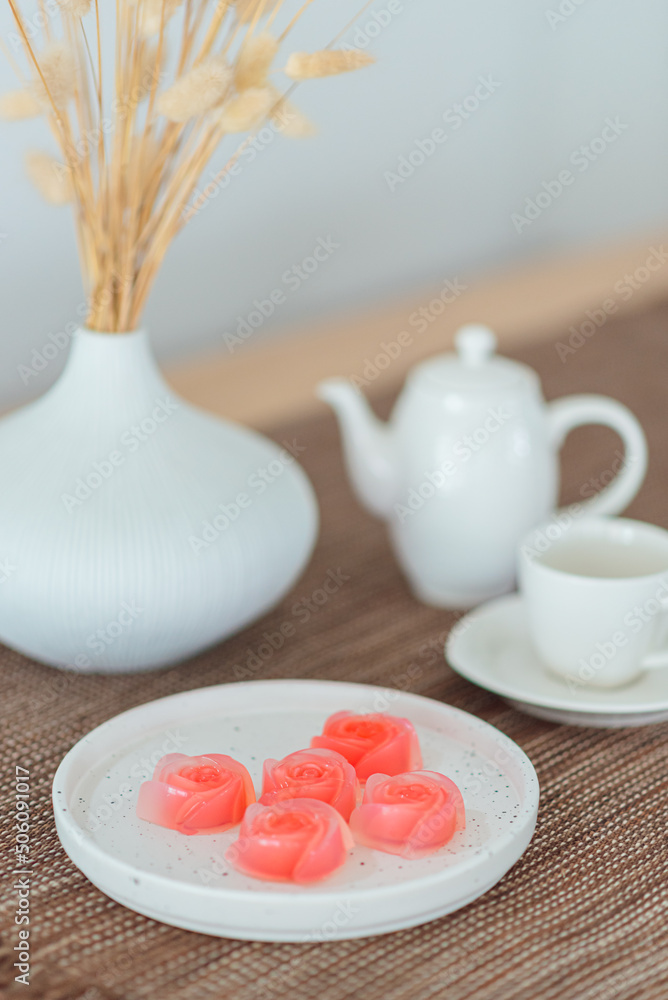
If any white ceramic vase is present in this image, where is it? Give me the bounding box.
[0,328,318,672]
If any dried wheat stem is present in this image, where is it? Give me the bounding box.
[92,0,107,263]
[5,0,375,331]
[131,119,236,319]
[0,32,27,82]
[278,0,316,42]
[65,20,96,260]
[131,75,283,323]
[8,1,99,284]
[178,0,205,74]
[266,0,287,29]
[195,0,233,64]
[328,0,377,47]
[7,2,63,121]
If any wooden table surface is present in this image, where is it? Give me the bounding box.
[168,235,668,427]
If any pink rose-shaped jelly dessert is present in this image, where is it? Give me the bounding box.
[136,753,255,835]
[225,798,353,883]
[310,711,422,782]
[260,748,359,820]
[349,770,465,858]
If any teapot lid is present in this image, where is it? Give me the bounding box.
[413,323,538,394]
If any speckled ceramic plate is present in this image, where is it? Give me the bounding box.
[52,679,539,941]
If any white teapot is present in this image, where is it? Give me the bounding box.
[318,324,648,609]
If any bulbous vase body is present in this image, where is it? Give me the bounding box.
[0,329,318,671]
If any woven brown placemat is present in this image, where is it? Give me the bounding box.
[2,302,668,1000]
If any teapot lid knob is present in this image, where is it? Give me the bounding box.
[455,324,497,366]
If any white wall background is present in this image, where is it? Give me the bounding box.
[1,0,668,407]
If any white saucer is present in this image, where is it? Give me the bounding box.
[446,594,668,728]
[52,679,539,942]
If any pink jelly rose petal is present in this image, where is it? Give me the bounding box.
[310,711,422,781]
[260,748,360,821]
[225,798,354,883]
[136,753,255,835]
[349,770,465,858]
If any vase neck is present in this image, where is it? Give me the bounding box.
[52,328,171,406]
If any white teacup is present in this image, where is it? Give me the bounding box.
[518,516,668,689]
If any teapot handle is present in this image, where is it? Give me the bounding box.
[546,395,648,516]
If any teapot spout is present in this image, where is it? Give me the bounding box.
[317,378,398,519]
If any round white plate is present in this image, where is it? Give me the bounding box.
[446,594,668,728]
[52,679,539,941]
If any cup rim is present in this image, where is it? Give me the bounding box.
[518,515,668,585]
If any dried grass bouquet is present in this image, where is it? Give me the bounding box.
[1,0,374,331]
